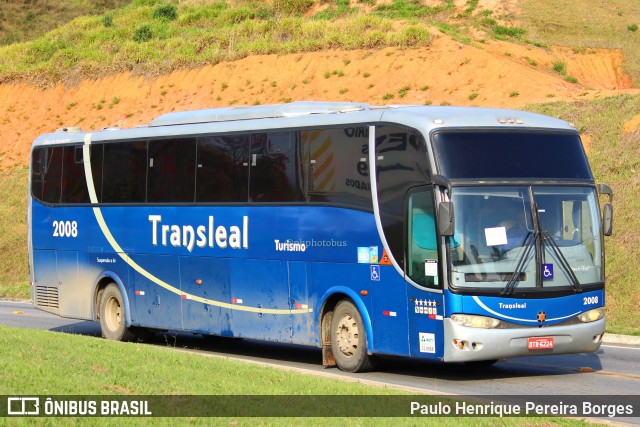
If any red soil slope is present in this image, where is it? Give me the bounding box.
[0,35,636,170]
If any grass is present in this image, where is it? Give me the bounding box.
[0,325,593,425]
[0,2,434,86]
[0,169,29,300]
[2,0,634,87]
[0,0,636,87]
[520,0,640,85]
[0,0,131,46]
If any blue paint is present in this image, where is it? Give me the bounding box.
[30,199,604,361]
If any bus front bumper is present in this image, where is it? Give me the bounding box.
[443,317,605,363]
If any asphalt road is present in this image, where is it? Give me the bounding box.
[3,299,639,422]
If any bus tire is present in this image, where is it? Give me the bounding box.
[330,300,375,372]
[99,283,136,342]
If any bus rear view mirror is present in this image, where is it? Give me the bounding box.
[596,183,613,237]
[602,203,613,236]
[438,202,455,237]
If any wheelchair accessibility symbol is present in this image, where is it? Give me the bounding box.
[542,263,554,280]
[370,265,381,281]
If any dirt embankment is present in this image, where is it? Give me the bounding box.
[0,34,636,170]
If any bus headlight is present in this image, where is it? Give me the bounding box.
[451,314,501,329]
[578,307,605,323]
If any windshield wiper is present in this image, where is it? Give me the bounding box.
[501,231,535,296]
[541,231,583,292]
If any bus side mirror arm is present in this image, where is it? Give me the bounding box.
[438,201,455,236]
[597,184,613,236]
[432,174,452,195]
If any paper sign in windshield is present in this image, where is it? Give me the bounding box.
[485,226,508,246]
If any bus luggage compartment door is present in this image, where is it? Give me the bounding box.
[229,258,292,342]
[32,250,60,315]
[32,250,91,319]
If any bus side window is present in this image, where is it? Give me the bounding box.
[299,127,372,209]
[249,132,304,202]
[31,146,63,204]
[196,135,249,203]
[60,146,90,204]
[101,141,147,203]
[147,138,196,203]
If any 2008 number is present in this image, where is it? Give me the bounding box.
[53,220,78,238]
[583,296,599,305]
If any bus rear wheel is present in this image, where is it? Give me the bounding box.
[330,300,375,372]
[99,283,136,342]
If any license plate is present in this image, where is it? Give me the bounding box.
[527,337,554,350]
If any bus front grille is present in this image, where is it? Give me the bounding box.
[35,286,59,309]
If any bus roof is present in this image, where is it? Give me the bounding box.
[32,102,577,147]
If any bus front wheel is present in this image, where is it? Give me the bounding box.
[330,300,375,372]
[99,283,136,342]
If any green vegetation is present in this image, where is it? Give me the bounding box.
[520,0,640,84]
[0,0,131,45]
[0,169,29,300]
[0,0,636,86]
[551,61,578,84]
[0,325,592,426]
[0,0,437,85]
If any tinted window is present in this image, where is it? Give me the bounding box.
[434,131,593,180]
[376,126,430,269]
[101,141,147,203]
[196,135,249,202]
[407,187,440,288]
[61,146,90,203]
[299,126,371,209]
[148,138,196,203]
[250,132,304,202]
[31,146,63,204]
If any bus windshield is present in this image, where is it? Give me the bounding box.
[448,186,603,294]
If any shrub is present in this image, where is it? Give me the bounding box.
[102,13,114,28]
[398,85,410,98]
[552,61,566,74]
[628,24,638,32]
[153,4,178,21]
[133,25,153,42]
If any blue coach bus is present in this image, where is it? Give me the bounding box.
[28,102,613,372]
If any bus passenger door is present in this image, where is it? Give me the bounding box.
[405,187,445,359]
